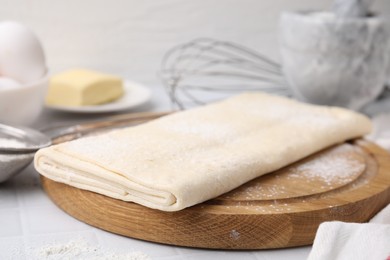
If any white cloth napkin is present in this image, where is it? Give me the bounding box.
[307,204,390,260]
[308,114,390,260]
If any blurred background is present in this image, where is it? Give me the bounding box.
[1,0,389,85]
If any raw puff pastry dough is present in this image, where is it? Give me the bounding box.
[34,92,371,211]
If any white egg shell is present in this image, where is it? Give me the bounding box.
[0,21,46,83]
[0,77,21,89]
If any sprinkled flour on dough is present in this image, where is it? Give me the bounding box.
[33,238,150,260]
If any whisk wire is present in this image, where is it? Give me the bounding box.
[160,38,290,109]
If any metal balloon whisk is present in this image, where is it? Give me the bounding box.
[159,38,291,109]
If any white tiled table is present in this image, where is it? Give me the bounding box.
[2,85,389,259]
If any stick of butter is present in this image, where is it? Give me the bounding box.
[46,69,124,106]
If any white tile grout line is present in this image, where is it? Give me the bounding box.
[92,227,104,249]
[14,174,30,248]
[13,167,46,256]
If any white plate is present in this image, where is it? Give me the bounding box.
[46,80,151,113]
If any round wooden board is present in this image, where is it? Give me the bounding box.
[41,139,390,250]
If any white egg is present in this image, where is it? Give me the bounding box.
[0,21,46,84]
[0,77,22,89]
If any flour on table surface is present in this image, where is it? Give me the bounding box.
[31,238,150,260]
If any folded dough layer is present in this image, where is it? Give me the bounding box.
[34,92,371,211]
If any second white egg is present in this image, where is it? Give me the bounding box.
[0,21,46,84]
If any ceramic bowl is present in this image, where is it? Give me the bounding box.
[279,11,390,110]
[0,72,49,126]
